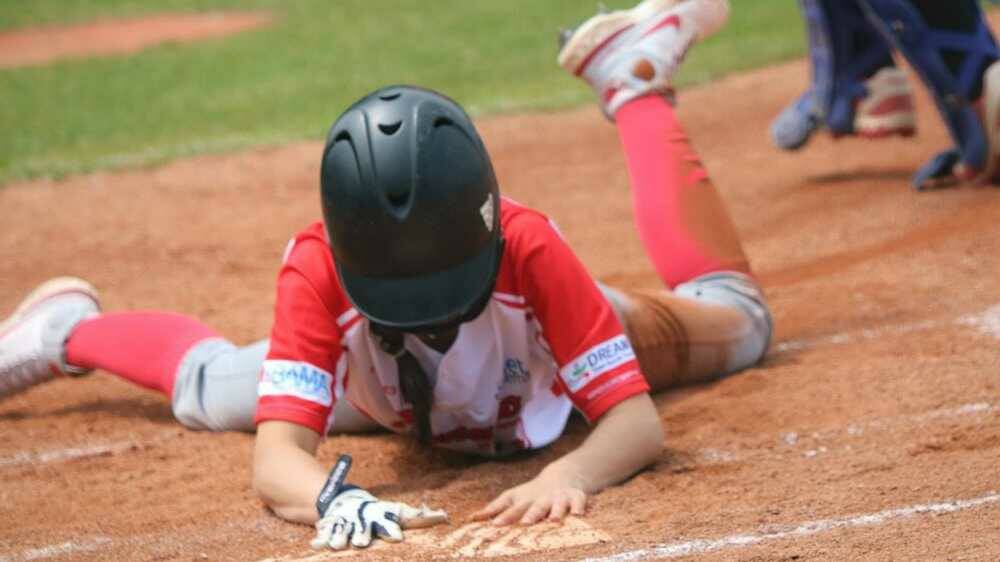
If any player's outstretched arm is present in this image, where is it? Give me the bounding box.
[254,421,449,549]
[253,420,329,524]
[472,392,663,526]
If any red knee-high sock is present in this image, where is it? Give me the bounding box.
[615,95,750,288]
[64,312,221,398]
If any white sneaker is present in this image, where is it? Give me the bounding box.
[0,277,100,399]
[771,67,916,151]
[853,67,917,139]
[558,0,730,118]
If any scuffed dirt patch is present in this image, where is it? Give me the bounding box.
[0,11,273,69]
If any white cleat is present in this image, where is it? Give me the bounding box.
[771,66,916,151]
[0,277,100,400]
[558,0,730,119]
[853,67,917,139]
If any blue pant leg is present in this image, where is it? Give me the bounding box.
[860,0,998,180]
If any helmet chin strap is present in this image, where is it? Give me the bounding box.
[415,327,459,353]
[370,323,434,444]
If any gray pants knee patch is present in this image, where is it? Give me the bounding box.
[172,338,265,432]
[172,338,380,434]
[674,272,773,372]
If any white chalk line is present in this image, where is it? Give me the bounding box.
[574,492,1000,562]
[1,516,282,562]
[27,401,975,561]
[773,303,1000,353]
[0,442,136,467]
[4,400,989,561]
[0,313,993,562]
[693,400,997,465]
[0,537,112,562]
[957,304,1000,338]
[0,430,179,468]
[260,400,997,561]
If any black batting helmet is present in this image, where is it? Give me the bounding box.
[320,85,503,331]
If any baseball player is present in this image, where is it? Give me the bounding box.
[0,0,769,551]
[771,0,1000,190]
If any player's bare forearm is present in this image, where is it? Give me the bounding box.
[253,420,330,525]
[472,393,663,525]
[547,392,663,493]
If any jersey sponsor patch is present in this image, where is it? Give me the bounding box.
[259,360,334,406]
[560,335,636,393]
[502,358,531,385]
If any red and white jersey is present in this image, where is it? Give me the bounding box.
[254,198,649,456]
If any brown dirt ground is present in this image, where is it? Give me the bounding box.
[2,52,1000,562]
[0,11,273,69]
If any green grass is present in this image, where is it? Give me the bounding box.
[0,0,805,184]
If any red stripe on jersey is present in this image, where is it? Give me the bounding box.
[340,312,363,332]
[255,394,330,435]
[575,368,649,422]
[493,293,527,309]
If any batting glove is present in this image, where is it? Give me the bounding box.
[311,486,448,550]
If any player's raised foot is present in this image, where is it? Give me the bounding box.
[557,0,730,119]
[770,67,916,151]
[0,277,99,400]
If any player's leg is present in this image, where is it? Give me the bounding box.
[605,97,772,391]
[772,0,916,150]
[558,0,744,284]
[69,310,378,433]
[600,277,770,391]
[558,0,771,391]
[858,0,1000,188]
[0,277,377,433]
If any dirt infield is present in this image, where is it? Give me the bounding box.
[0,11,273,69]
[2,55,999,560]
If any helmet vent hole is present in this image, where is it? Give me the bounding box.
[433,116,454,128]
[333,131,351,142]
[379,92,401,101]
[387,190,410,208]
[378,121,402,135]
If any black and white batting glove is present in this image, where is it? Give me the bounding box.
[310,455,448,550]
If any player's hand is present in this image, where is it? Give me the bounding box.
[310,487,449,550]
[470,466,587,526]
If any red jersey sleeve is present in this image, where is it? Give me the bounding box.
[504,205,650,422]
[254,226,346,435]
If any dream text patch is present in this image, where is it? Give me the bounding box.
[259,360,334,406]
[560,335,636,393]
